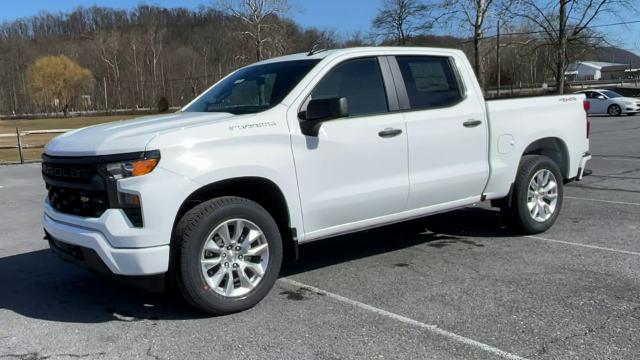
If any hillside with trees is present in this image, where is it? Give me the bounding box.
[0,0,636,116]
[0,4,336,116]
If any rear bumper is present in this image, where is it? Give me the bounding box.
[576,152,592,181]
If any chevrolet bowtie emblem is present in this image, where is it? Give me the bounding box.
[80,196,90,203]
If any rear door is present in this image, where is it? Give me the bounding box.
[389,55,489,209]
[288,56,409,238]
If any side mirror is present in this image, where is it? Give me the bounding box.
[299,97,349,136]
[597,95,606,100]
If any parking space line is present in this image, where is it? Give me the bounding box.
[280,278,528,360]
[593,157,640,162]
[525,236,640,256]
[565,196,640,206]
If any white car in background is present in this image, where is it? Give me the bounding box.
[575,89,640,116]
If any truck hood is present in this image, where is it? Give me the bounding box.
[44,112,236,156]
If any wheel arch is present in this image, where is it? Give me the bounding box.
[521,137,570,179]
[608,103,622,115]
[170,176,298,268]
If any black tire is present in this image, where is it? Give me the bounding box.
[174,196,283,315]
[608,104,622,116]
[502,155,563,234]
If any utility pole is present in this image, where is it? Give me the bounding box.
[496,20,501,98]
[103,77,108,113]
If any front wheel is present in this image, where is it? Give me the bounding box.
[608,104,622,116]
[502,155,564,234]
[174,196,283,315]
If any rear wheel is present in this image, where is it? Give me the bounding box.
[174,196,282,315]
[608,104,622,116]
[501,155,563,234]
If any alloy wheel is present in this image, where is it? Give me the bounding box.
[527,169,559,222]
[200,219,269,297]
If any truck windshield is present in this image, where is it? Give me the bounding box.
[183,59,320,115]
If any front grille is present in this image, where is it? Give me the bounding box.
[42,152,149,226]
[42,158,110,218]
[46,184,109,217]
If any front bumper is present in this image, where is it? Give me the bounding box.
[45,231,166,291]
[43,208,170,276]
[623,103,640,113]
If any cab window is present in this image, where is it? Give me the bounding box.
[310,57,388,117]
[396,56,463,110]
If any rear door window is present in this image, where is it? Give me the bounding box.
[395,56,463,110]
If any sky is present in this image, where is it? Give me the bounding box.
[0,0,638,55]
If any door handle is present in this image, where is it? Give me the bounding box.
[378,128,403,138]
[463,119,482,128]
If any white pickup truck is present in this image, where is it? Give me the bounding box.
[42,47,591,314]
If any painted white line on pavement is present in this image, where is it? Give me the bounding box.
[594,157,640,162]
[525,236,640,256]
[565,196,640,207]
[280,278,528,360]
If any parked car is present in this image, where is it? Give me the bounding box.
[42,47,591,315]
[575,89,640,116]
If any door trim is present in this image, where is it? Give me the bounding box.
[300,195,481,243]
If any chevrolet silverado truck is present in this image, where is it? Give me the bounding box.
[42,47,591,314]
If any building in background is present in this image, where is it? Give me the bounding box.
[565,61,630,81]
[624,68,640,79]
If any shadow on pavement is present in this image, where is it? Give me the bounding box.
[0,249,203,323]
[0,206,514,323]
[284,206,515,276]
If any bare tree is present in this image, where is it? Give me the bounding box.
[343,31,375,48]
[372,0,432,45]
[220,0,291,61]
[510,0,632,94]
[96,31,123,108]
[433,0,511,89]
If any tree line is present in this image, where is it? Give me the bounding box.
[0,0,634,116]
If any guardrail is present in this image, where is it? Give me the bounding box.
[0,128,70,164]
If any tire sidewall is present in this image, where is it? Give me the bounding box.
[178,198,283,314]
[608,104,621,116]
[513,157,563,234]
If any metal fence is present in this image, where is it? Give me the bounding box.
[0,128,69,164]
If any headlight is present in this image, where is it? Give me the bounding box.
[104,151,160,179]
[625,101,635,106]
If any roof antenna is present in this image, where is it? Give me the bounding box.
[308,41,326,56]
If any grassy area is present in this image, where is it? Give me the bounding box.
[0,115,138,163]
[0,115,135,133]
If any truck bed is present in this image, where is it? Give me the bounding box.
[483,94,590,199]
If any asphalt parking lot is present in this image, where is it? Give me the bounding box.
[1,114,639,360]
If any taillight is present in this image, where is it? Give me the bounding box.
[583,100,591,139]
